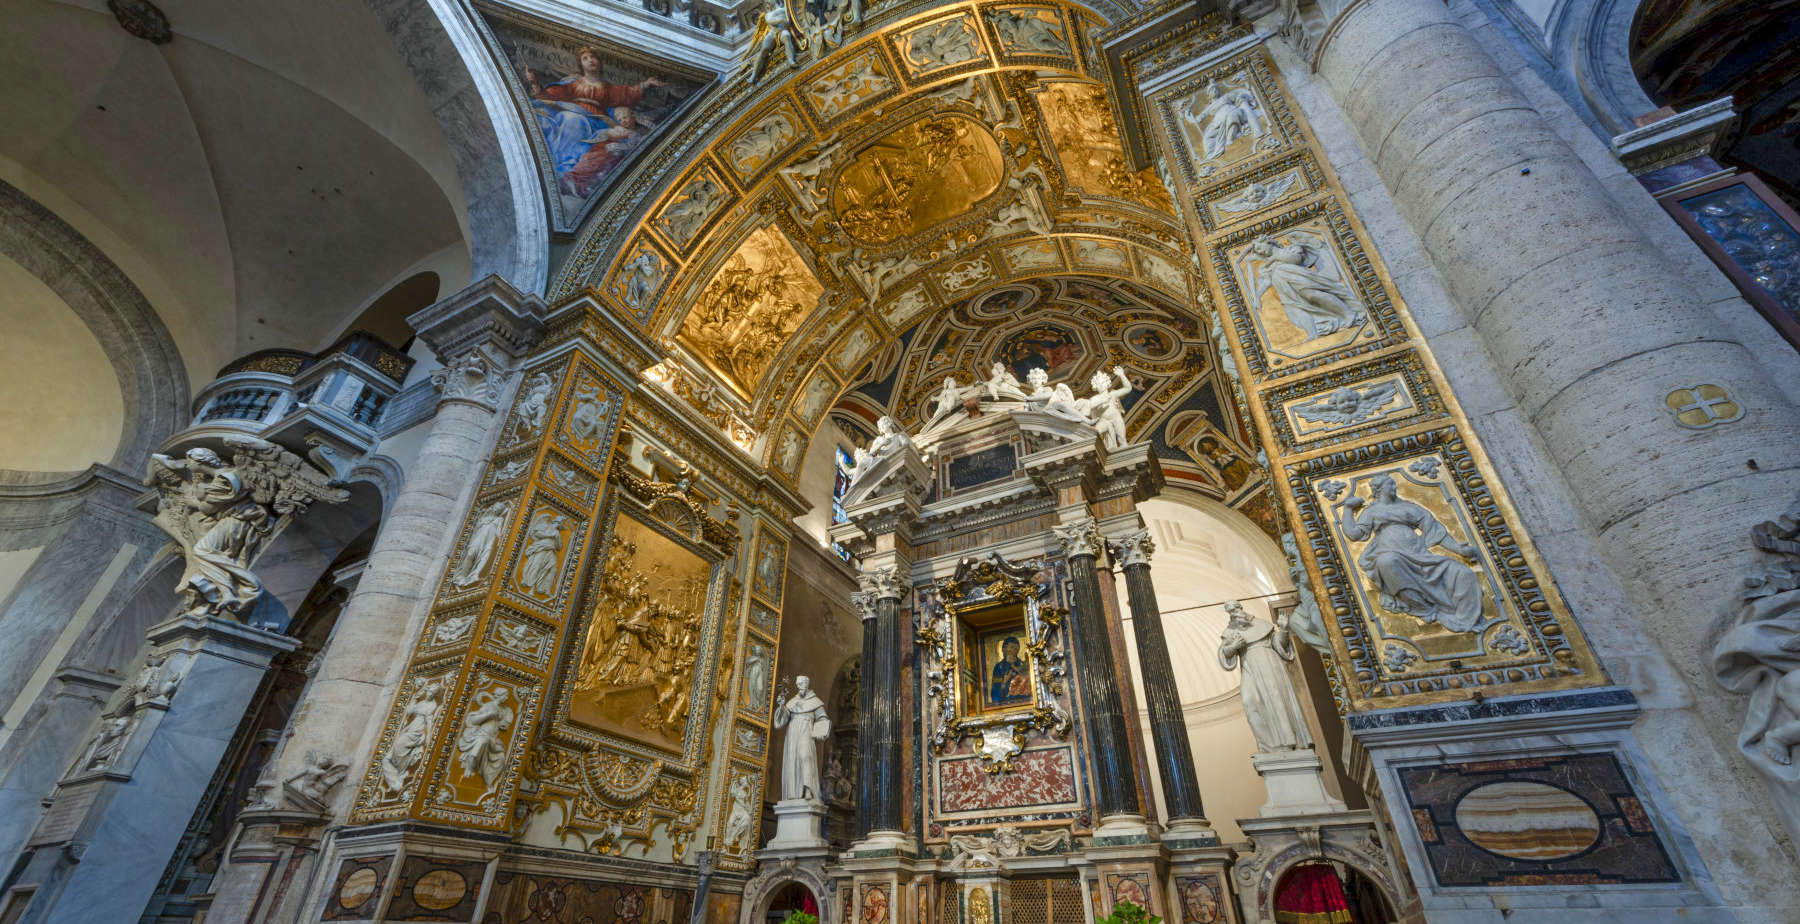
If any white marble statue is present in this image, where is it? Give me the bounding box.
[773,675,831,801]
[984,362,1029,402]
[1083,366,1134,449]
[1042,381,1089,425]
[930,376,968,421]
[145,436,347,621]
[1187,80,1267,162]
[1715,495,1800,778]
[380,678,445,798]
[451,499,514,589]
[1247,235,1365,339]
[846,415,914,490]
[1218,601,1313,752]
[455,686,515,794]
[1337,474,1484,633]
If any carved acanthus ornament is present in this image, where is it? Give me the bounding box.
[1108,528,1155,569]
[857,565,907,602]
[145,436,349,621]
[1051,517,1105,560]
[430,350,502,410]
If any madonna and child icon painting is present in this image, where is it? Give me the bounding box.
[979,629,1034,712]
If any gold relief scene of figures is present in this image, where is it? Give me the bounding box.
[572,514,712,753]
[679,225,824,398]
[832,115,1004,244]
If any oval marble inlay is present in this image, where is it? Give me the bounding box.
[1454,781,1600,861]
[337,867,379,908]
[412,869,469,910]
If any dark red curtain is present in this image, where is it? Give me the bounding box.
[1274,864,1353,924]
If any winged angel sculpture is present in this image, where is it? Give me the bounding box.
[146,436,348,621]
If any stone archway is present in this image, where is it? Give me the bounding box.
[740,864,836,924]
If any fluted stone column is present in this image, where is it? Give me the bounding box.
[854,567,907,842]
[1108,529,1209,832]
[202,277,544,923]
[1305,0,1800,909]
[1054,518,1142,827]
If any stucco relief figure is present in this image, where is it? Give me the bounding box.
[1247,235,1365,339]
[1292,381,1399,428]
[514,510,568,599]
[745,646,772,711]
[567,380,612,445]
[621,248,663,309]
[451,499,514,590]
[380,678,445,798]
[515,371,556,438]
[724,773,758,849]
[455,686,515,795]
[1338,475,1484,633]
[1186,80,1267,163]
[1715,495,1800,778]
[989,9,1064,54]
[1083,366,1135,448]
[145,437,346,621]
[773,675,831,800]
[1217,173,1298,213]
[1218,601,1312,751]
[284,751,348,809]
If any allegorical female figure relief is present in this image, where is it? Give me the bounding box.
[1338,474,1484,633]
[1248,235,1365,339]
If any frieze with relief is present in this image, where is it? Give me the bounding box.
[1262,351,1446,452]
[1154,53,1300,189]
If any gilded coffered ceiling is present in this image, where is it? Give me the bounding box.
[559,0,1204,479]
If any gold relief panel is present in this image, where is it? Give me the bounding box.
[541,451,599,505]
[1212,203,1405,379]
[893,11,988,78]
[881,284,936,330]
[439,491,523,603]
[486,607,557,668]
[351,665,461,820]
[653,162,733,253]
[1262,352,1446,454]
[769,420,807,479]
[751,525,788,606]
[748,598,781,638]
[504,363,568,449]
[984,6,1074,60]
[828,319,879,375]
[556,370,620,462]
[1032,80,1172,212]
[1001,238,1063,274]
[429,668,540,819]
[1067,236,1131,273]
[738,636,776,720]
[1289,428,1602,707]
[503,496,587,616]
[568,512,716,755]
[801,46,897,123]
[1135,248,1189,298]
[607,235,672,321]
[732,719,766,759]
[1194,152,1323,234]
[831,114,1005,246]
[719,762,763,856]
[795,368,841,428]
[679,224,824,399]
[1155,51,1298,187]
[723,103,805,182]
[422,603,483,653]
[939,253,999,296]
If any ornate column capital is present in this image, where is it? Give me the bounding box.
[1108,528,1156,569]
[408,274,546,364]
[857,565,907,603]
[1052,517,1105,560]
[850,590,879,622]
[429,350,503,412]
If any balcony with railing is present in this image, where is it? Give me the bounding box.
[172,331,414,458]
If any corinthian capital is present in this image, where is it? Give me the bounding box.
[1052,517,1105,559]
[857,565,907,602]
[850,590,879,622]
[1108,528,1155,569]
[430,350,502,410]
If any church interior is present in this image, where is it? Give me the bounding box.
[0,0,1798,921]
